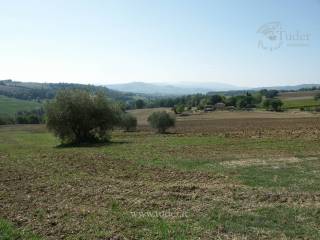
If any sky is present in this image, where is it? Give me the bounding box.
[0,0,319,88]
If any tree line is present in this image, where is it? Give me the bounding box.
[132,89,282,112]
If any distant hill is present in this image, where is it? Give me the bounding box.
[106,82,240,95]
[107,82,320,96]
[0,79,149,102]
[252,84,320,91]
[208,84,320,96]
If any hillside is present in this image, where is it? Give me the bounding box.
[0,80,148,102]
[0,95,42,117]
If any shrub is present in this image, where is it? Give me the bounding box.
[263,98,283,112]
[135,99,145,109]
[0,117,14,125]
[147,111,175,133]
[120,113,137,131]
[45,90,121,144]
[15,109,44,124]
[16,115,40,124]
[173,104,185,114]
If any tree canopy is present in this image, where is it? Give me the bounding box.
[45,90,121,144]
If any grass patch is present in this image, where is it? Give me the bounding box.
[283,98,320,109]
[236,159,320,191]
[0,219,41,240]
[200,206,320,239]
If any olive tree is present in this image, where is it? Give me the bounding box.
[45,90,121,144]
[120,113,137,131]
[147,111,175,133]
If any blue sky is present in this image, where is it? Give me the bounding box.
[0,0,319,87]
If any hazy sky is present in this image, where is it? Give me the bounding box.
[0,0,319,87]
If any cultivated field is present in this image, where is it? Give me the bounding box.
[279,91,320,109]
[279,90,320,100]
[1,110,320,239]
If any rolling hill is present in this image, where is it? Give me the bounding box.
[106,82,240,95]
[0,79,141,101]
[0,79,158,118]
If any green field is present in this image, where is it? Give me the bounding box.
[282,98,320,109]
[0,95,42,117]
[1,118,320,239]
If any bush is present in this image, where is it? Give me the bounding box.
[173,104,185,114]
[147,111,175,133]
[120,113,137,131]
[15,109,44,124]
[45,90,121,144]
[16,115,40,124]
[0,116,14,125]
[263,98,283,112]
[0,118,5,125]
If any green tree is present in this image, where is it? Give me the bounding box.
[173,104,185,114]
[209,95,223,105]
[45,90,121,144]
[147,111,175,133]
[120,113,137,131]
[198,98,208,110]
[135,99,145,109]
[225,96,237,107]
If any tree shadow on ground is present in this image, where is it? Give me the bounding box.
[156,132,178,135]
[54,140,130,148]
